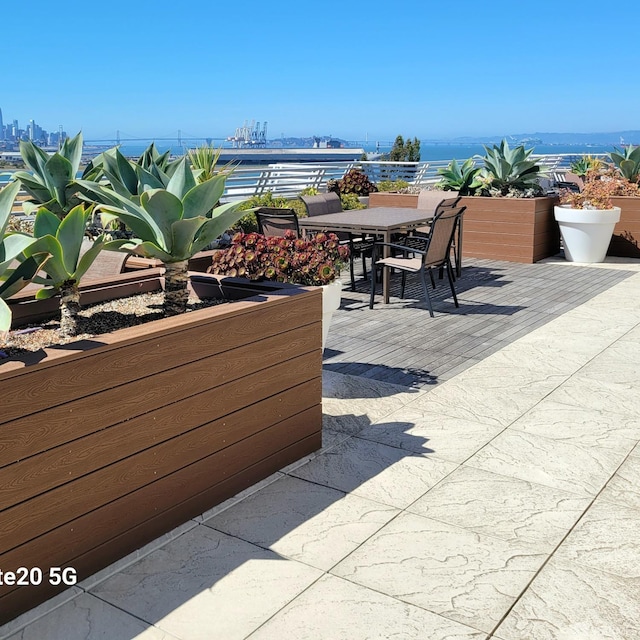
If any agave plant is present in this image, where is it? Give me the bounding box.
[78,160,248,316]
[12,132,100,218]
[0,181,48,332]
[609,144,640,183]
[570,155,603,179]
[480,139,543,196]
[19,205,130,337]
[187,143,235,184]
[436,158,482,195]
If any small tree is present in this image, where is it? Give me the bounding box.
[390,135,405,161]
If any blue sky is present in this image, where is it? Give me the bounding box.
[2,0,639,142]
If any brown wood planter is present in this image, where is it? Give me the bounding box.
[609,196,640,257]
[0,273,322,625]
[458,196,559,263]
[368,192,419,208]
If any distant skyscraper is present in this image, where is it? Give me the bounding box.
[0,107,4,140]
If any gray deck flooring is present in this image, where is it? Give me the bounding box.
[325,257,634,387]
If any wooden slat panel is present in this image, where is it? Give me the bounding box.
[0,412,321,624]
[0,376,321,554]
[0,289,320,421]
[463,221,535,234]
[0,323,320,468]
[0,349,320,506]
[368,193,419,208]
[463,241,535,262]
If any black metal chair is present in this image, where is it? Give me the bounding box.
[299,193,374,291]
[369,206,466,317]
[255,207,300,237]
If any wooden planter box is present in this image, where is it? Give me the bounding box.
[0,273,322,624]
[459,196,559,263]
[368,192,419,208]
[609,196,640,258]
[124,249,220,273]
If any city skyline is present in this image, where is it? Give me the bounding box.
[2,0,640,143]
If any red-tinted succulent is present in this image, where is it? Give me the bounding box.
[208,230,349,286]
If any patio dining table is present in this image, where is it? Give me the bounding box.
[299,206,436,303]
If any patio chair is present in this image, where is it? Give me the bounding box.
[255,207,300,237]
[299,193,374,291]
[404,195,463,278]
[369,206,465,317]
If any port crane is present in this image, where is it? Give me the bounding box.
[227,120,267,148]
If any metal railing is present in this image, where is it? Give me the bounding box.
[2,154,609,210]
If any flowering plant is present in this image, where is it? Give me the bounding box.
[208,230,349,286]
[560,167,640,209]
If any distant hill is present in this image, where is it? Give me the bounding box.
[442,131,640,145]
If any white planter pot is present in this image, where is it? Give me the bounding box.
[554,205,621,263]
[321,280,342,351]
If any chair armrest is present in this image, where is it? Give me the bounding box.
[372,241,426,257]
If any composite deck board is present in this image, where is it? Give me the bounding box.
[0,353,319,506]
[0,375,321,554]
[324,258,635,388]
[0,290,319,419]
[0,323,319,467]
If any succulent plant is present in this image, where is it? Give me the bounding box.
[0,181,47,332]
[328,168,378,196]
[19,205,131,337]
[480,139,544,197]
[209,230,349,286]
[79,159,248,316]
[12,132,100,218]
[560,168,640,210]
[609,144,640,183]
[436,158,482,195]
[570,155,603,179]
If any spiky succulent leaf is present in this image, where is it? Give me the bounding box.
[166,157,197,199]
[44,154,74,208]
[11,172,55,207]
[33,208,61,238]
[56,205,89,274]
[103,148,139,196]
[24,234,68,283]
[190,202,246,254]
[182,174,226,218]
[135,164,165,191]
[77,181,165,242]
[18,139,49,175]
[60,132,83,175]
[140,189,184,249]
[127,240,173,263]
[0,181,21,234]
[0,256,44,300]
[170,217,207,260]
[0,233,40,271]
[35,287,59,300]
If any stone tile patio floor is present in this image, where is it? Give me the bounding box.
[3,256,640,639]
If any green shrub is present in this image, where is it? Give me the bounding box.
[340,193,366,210]
[377,179,410,192]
